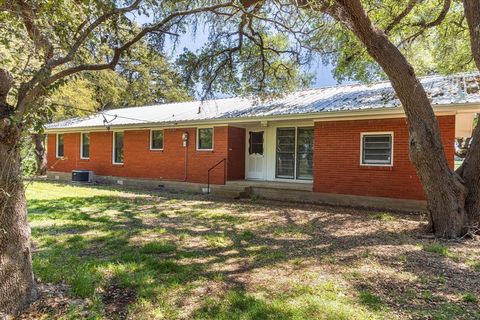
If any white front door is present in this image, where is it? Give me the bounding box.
[246,129,266,180]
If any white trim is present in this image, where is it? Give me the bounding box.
[196,127,214,151]
[149,129,164,151]
[55,133,64,158]
[112,131,124,165]
[245,128,267,180]
[80,132,90,159]
[44,103,480,134]
[360,132,394,167]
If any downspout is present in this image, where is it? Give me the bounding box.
[184,141,188,182]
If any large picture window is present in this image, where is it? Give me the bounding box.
[56,134,64,158]
[276,127,314,180]
[80,133,90,159]
[361,133,393,165]
[197,128,213,150]
[150,130,164,150]
[113,132,124,164]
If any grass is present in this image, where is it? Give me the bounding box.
[23,181,480,319]
[358,290,385,311]
[140,240,177,254]
[370,212,396,221]
[422,243,449,257]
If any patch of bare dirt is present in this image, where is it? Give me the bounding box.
[16,283,89,320]
[101,281,136,320]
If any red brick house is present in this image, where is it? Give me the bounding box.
[45,73,480,209]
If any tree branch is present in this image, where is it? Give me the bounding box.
[14,0,54,61]
[384,0,418,35]
[15,1,235,118]
[398,0,451,46]
[49,0,143,69]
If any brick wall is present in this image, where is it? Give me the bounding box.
[47,126,245,184]
[313,116,455,200]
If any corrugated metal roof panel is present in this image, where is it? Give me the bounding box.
[46,72,480,130]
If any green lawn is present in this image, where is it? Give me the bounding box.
[23,181,480,319]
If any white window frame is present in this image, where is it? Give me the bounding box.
[150,129,164,151]
[112,131,124,165]
[80,132,90,159]
[196,127,214,151]
[56,133,64,158]
[360,132,394,166]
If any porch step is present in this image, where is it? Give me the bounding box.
[210,187,246,199]
[209,184,246,199]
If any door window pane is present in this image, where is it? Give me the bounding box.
[113,132,124,164]
[81,133,90,158]
[276,128,295,179]
[296,128,314,180]
[249,131,264,155]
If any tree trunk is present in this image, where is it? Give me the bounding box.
[0,72,37,315]
[327,0,469,237]
[32,133,47,176]
[459,0,480,226]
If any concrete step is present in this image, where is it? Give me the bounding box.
[210,188,243,199]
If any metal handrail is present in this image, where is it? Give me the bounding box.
[207,158,227,194]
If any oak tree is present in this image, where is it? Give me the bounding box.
[0,0,303,314]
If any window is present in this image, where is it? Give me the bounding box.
[361,133,393,165]
[275,127,314,180]
[150,130,164,150]
[276,128,296,179]
[197,128,213,150]
[80,133,90,159]
[113,132,124,164]
[296,127,314,180]
[56,134,64,158]
[249,131,264,155]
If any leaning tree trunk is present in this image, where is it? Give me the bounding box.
[32,133,47,176]
[459,0,480,226]
[0,71,37,315]
[327,0,469,237]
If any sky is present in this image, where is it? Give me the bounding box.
[133,14,343,90]
[162,28,340,88]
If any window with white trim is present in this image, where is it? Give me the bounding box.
[113,132,124,164]
[197,128,213,150]
[150,130,164,150]
[81,133,90,159]
[275,127,314,180]
[361,133,393,165]
[56,134,64,158]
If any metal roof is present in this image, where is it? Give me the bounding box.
[46,72,480,130]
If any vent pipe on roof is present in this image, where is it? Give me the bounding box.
[197,106,201,114]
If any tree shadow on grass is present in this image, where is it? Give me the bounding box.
[27,187,480,319]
